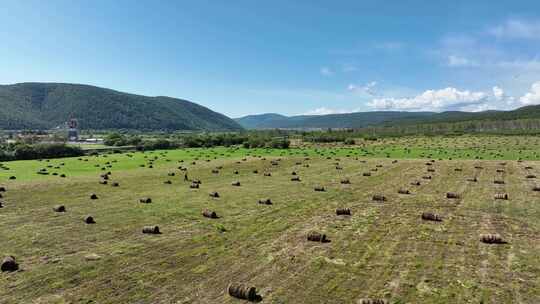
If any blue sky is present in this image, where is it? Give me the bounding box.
[2,0,540,117]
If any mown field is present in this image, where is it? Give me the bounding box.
[1,136,540,303]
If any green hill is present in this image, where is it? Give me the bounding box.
[236,106,540,130]
[0,83,243,131]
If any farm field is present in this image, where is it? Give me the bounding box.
[1,136,540,303]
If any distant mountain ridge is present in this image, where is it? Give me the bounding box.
[235,106,540,129]
[0,82,243,131]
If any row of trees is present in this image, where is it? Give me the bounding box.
[0,144,84,161]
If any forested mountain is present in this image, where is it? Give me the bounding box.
[0,83,243,131]
[236,106,540,130]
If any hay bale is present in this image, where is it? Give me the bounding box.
[209,191,220,198]
[111,182,119,187]
[357,298,388,304]
[410,181,421,186]
[202,209,218,218]
[189,182,200,188]
[233,170,239,175]
[526,174,537,179]
[422,175,432,180]
[446,192,459,199]
[164,180,172,184]
[167,172,176,176]
[474,166,483,169]
[314,186,326,192]
[336,208,351,216]
[427,168,435,172]
[90,194,98,200]
[60,174,66,178]
[421,212,442,222]
[99,179,108,185]
[83,216,95,224]
[142,226,160,234]
[494,193,509,200]
[258,198,272,205]
[336,166,343,170]
[291,171,297,176]
[192,179,202,184]
[307,231,327,242]
[53,205,66,212]
[398,189,410,195]
[291,176,301,182]
[372,194,386,201]
[493,180,505,184]
[533,186,540,192]
[0,187,5,192]
[454,168,462,172]
[340,178,350,184]
[496,169,505,173]
[227,283,258,301]
[480,233,506,244]
[0,201,4,208]
[1,256,18,272]
[231,181,241,186]
[139,197,152,204]
[467,177,478,182]
[212,169,219,174]
[252,169,258,174]
[362,172,371,177]
[264,172,272,177]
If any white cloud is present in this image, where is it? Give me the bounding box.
[303,107,350,115]
[447,55,478,67]
[348,81,378,96]
[489,19,540,40]
[492,86,504,101]
[367,87,488,111]
[519,81,540,105]
[320,67,334,76]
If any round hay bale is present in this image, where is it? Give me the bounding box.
[111,182,119,187]
[397,189,410,195]
[190,183,200,189]
[410,181,421,186]
[291,171,297,176]
[60,174,66,178]
[99,180,108,185]
[363,172,371,177]
[168,172,176,176]
[8,176,16,180]
[422,175,432,180]
[314,186,325,192]
[494,193,508,200]
[372,194,386,201]
[421,212,442,222]
[202,209,218,218]
[252,169,258,174]
[532,186,540,192]
[231,181,241,186]
[83,216,95,224]
[526,174,537,179]
[258,198,272,205]
[336,208,351,216]
[427,168,435,172]
[467,177,478,182]
[227,283,258,301]
[209,191,220,198]
[53,205,66,212]
[474,166,483,169]
[142,226,160,234]
[454,168,462,172]
[340,178,350,184]
[480,233,506,244]
[164,180,172,184]
[211,169,219,174]
[0,187,6,192]
[307,231,327,242]
[90,194,98,200]
[496,169,505,173]
[0,201,3,208]
[264,172,272,177]
[493,180,505,184]
[446,192,459,199]
[139,197,152,204]
[291,176,301,182]
[1,256,18,272]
